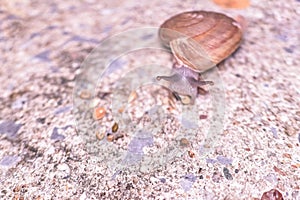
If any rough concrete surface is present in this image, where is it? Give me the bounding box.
[0,0,299,199]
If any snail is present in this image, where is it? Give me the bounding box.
[157,10,243,104]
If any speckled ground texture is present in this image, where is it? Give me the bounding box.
[0,0,299,199]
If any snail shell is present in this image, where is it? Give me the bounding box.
[159,11,243,72]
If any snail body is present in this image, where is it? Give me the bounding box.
[157,11,243,104]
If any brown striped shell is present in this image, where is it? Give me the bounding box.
[159,11,243,72]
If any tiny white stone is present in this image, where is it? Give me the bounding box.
[57,163,70,171]
[150,176,158,183]
[56,163,71,179]
[45,146,55,155]
[80,192,87,200]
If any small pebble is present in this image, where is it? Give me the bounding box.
[13,185,21,192]
[160,178,166,183]
[11,95,27,109]
[282,153,291,159]
[188,150,195,158]
[292,191,299,199]
[125,183,134,190]
[284,125,297,136]
[212,171,222,183]
[54,106,72,115]
[51,127,65,140]
[223,167,233,180]
[150,176,158,183]
[216,155,233,165]
[56,163,71,179]
[80,192,87,200]
[114,133,124,140]
[79,90,91,99]
[128,91,137,103]
[0,120,22,139]
[112,122,119,133]
[184,174,197,182]
[36,117,46,124]
[206,158,217,164]
[96,131,105,140]
[0,155,21,168]
[107,133,114,142]
[132,177,139,184]
[179,138,190,148]
[270,127,278,139]
[180,95,191,105]
[93,107,106,120]
[273,166,287,176]
[34,50,51,61]
[89,99,100,108]
[283,46,294,54]
[180,174,196,192]
[118,106,125,113]
[199,115,208,120]
[264,173,278,184]
[107,132,123,142]
[198,168,202,173]
[126,130,153,157]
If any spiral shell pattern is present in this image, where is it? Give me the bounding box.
[159,11,243,72]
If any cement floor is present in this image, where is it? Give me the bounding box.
[0,0,299,199]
